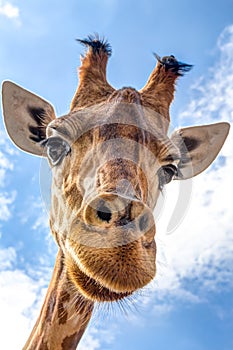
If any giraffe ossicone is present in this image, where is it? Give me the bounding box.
[2,35,230,349]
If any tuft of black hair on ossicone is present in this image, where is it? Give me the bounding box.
[154,53,193,76]
[77,34,112,57]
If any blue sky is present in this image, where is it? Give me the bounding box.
[0,1,233,349]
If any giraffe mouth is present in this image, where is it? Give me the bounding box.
[66,255,132,302]
[65,227,156,302]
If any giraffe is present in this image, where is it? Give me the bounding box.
[2,35,230,350]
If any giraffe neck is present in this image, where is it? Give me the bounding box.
[23,249,94,350]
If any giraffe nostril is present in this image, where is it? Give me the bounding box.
[96,204,112,222]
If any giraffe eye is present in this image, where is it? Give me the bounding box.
[44,137,71,165]
[158,164,178,190]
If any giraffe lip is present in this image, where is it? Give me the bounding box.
[65,237,156,299]
[65,245,132,301]
[67,258,132,302]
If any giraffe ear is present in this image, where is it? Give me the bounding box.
[2,81,56,156]
[170,122,230,179]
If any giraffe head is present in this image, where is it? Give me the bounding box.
[2,36,229,303]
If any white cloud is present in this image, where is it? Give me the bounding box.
[0,1,19,19]
[79,324,119,350]
[0,190,16,221]
[79,332,101,350]
[0,247,46,349]
[0,130,15,186]
[0,246,16,269]
[32,202,49,231]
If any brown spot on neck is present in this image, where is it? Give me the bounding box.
[62,331,84,350]
[58,290,71,325]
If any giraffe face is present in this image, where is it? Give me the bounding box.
[46,93,180,301]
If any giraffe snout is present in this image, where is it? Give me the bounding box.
[83,193,155,246]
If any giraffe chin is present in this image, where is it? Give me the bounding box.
[66,256,133,302]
